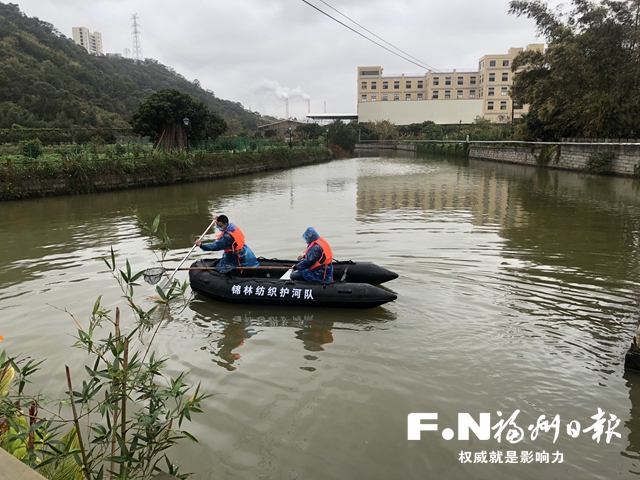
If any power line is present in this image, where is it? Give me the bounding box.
[315,0,442,73]
[300,0,442,73]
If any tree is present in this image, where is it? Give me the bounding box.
[296,123,325,140]
[130,89,227,150]
[509,0,640,139]
[327,120,357,154]
[225,118,243,136]
[366,120,399,141]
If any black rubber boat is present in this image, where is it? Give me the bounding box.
[254,257,398,285]
[189,258,398,309]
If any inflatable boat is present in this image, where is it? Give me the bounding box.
[189,258,398,309]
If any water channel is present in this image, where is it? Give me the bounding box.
[2,150,640,479]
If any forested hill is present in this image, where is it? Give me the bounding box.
[0,2,268,131]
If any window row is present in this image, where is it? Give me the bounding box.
[432,90,477,99]
[362,90,492,101]
[362,80,427,90]
[487,87,509,96]
[486,101,511,110]
[361,75,486,90]
[432,76,477,86]
[361,93,426,102]
[487,73,509,82]
[488,60,510,67]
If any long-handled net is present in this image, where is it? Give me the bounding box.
[144,267,166,285]
[143,265,293,285]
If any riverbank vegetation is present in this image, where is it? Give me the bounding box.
[297,117,511,155]
[0,215,207,479]
[508,0,640,140]
[0,145,331,201]
[358,117,514,143]
[356,117,513,142]
[416,143,469,157]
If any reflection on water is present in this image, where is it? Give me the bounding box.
[351,153,640,373]
[188,299,396,372]
[208,319,257,372]
[623,371,640,467]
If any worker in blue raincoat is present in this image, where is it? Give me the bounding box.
[291,227,334,282]
[195,215,259,273]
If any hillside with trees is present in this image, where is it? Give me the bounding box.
[0,2,270,131]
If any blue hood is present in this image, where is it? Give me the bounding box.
[220,222,236,233]
[302,227,320,245]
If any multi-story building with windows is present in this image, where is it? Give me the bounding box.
[72,27,104,55]
[357,44,542,125]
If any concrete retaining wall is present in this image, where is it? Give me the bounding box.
[469,140,640,176]
[356,143,417,152]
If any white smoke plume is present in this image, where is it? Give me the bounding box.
[254,78,310,101]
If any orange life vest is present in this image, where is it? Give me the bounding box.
[217,226,245,253]
[303,237,333,270]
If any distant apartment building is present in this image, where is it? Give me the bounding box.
[357,44,543,125]
[72,27,103,55]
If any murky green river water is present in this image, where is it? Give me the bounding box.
[2,150,640,479]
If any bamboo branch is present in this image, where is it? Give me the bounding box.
[119,337,129,477]
[110,307,121,478]
[65,365,90,480]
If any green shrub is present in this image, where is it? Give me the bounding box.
[87,142,100,159]
[115,143,127,157]
[131,142,144,157]
[585,150,616,174]
[90,135,106,146]
[535,145,559,166]
[18,139,43,159]
[104,144,116,159]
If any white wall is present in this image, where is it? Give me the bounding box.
[358,99,483,125]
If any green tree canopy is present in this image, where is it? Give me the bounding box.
[296,123,325,140]
[509,0,640,140]
[365,120,398,141]
[327,120,357,154]
[130,89,227,148]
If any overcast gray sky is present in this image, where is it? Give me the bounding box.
[11,0,552,121]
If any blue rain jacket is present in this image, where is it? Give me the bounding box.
[199,223,260,273]
[294,227,334,282]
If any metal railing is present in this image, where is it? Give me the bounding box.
[357,139,640,147]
